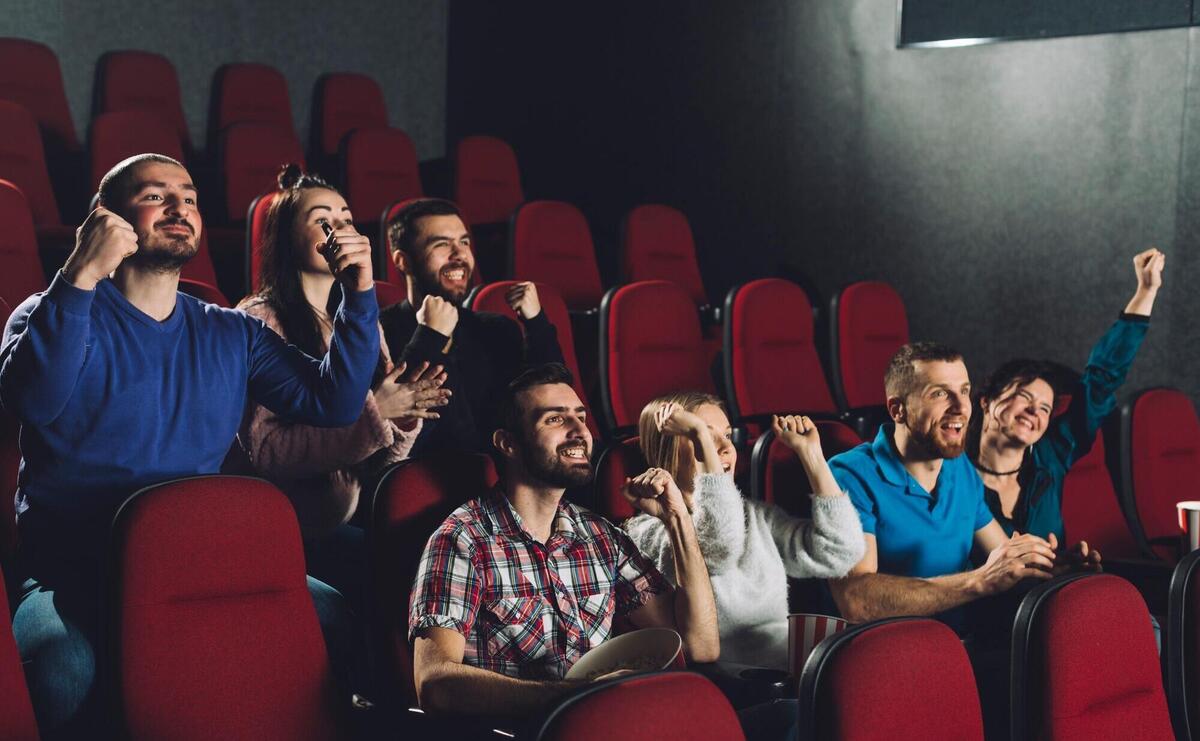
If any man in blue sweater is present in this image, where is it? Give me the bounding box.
[0,153,380,738]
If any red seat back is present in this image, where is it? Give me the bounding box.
[180,230,221,291]
[533,671,744,741]
[1012,574,1171,740]
[601,281,713,431]
[97,51,190,149]
[0,38,79,151]
[1168,550,1200,739]
[370,453,499,705]
[511,201,604,312]
[725,279,837,419]
[750,422,862,516]
[221,123,303,225]
[1125,388,1200,562]
[800,617,982,740]
[831,281,909,410]
[620,205,707,306]
[0,566,39,740]
[592,437,646,522]
[467,280,596,437]
[342,127,423,226]
[245,191,278,293]
[0,181,48,308]
[178,279,229,308]
[453,135,523,225]
[373,280,407,310]
[212,63,295,135]
[88,111,185,191]
[112,477,342,740]
[315,73,388,159]
[1061,431,1142,558]
[0,101,61,227]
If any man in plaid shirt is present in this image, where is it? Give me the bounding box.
[409,363,719,718]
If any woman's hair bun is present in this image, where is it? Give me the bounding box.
[277,163,305,190]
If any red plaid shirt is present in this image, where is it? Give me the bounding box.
[408,488,671,679]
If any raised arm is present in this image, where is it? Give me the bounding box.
[505,282,564,366]
[1,208,136,423]
[1123,248,1164,317]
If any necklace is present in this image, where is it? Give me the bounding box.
[973,458,1022,476]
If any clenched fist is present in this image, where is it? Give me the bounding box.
[622,467,688,522]
[504,281,542,320]
[320,227,374,293]
[416,295,459,337]
[62,207,139,290]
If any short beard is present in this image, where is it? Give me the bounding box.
[128,235,197,273]
[519,438,594,489]
[909,424,965,460]
[416,263,471,305]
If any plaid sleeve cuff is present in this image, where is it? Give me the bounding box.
[408,613,472,643]
[615,567,672,616]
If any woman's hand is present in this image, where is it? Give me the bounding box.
[654,402,706,440]
[373,361,451,423]
[1125,248,1166,316]
[772,414,823,460]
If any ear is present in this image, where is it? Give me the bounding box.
[392,248,408,275]
[493,428,518,460]
[886,395,906,425]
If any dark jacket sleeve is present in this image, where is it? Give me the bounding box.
[521,310,564,366]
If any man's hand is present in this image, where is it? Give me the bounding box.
[504,281,542,320]
[622,467,689,522]
[373,360,451,423]
[62,207,139,290]
[772,414,823,460]
[1047,533,1103,576]
[321,227,374,293]
[416,295,459,337]
[972,530,1056,597]
[1125,248,1166,316]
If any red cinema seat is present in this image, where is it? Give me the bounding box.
[600,281,713,433]
[88,111,185,192]
[341,126,423,234]
[211,63,296,136]
[0,101,63,230]
[245,191,278,294]
[750,422,862,515]
[373,280,406,310]
[1121,388,1200,563]
[221,123,303,225]
[829,281,909,412]
[531,671,743,741]
[0,38,79,153]
[96,51,191,152]
[1060,430,1144,559]
[620,205,707,307]
[177,278,229,308]
[1167,549,1200,739]
[180,231,222,296]
[466,280,597,437]
[799,617,983,741]
[313,73,388,166]
[111,476,344,740]
[453,135,523,226]
[370,453,499,706]
[592,436,646,522]
[0,566,39,740]
[511,201,604,313]
[0,181,48,309]
[1011,574,1171,741]
[724,279,838,425]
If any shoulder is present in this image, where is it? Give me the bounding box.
[827,442,877,484]
[471,309,522,336]
[431,497,497,546]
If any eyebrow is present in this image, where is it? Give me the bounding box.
[422,232,470,245]
[533,406,588,416]
[134,180,197,193]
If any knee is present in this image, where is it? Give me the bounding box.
[19,622,96,728]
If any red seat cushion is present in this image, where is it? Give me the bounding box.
[221,124,303,224]
[213,63,295,135]
[0,38,79,151]
[1129,388,1200,562]
[0,180,48,308]
[316,73,388,157]
[511,201,603,312]
[728,278,837,417]
[834,281,909,409]
[621,204,707,306]
[113,477,341,740]
[342,127,423,225]
[98,50,190,149]
[0,100,62,227]
[1061,431,1142,558]
[453,135,523,225]
[89,111,185,191]
[603,281,712,429]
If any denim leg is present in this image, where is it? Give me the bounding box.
[307,575,368,702]
[12,578,97,740]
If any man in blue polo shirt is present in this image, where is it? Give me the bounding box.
[827,342,1061,629]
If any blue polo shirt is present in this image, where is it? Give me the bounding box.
[829,424,993,579]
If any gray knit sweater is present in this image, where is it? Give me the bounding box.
[624,473,865,669]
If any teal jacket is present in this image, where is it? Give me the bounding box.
[986,315,1149,540]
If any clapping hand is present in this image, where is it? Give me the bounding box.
[1047,533,1103,576]
[373,361,451,423]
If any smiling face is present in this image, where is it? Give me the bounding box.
[291,187,353,275]
[895,359,972,459]
[404,213,475,304]
[982,377,1054,448]
[121,161,201,271]
[512,382,594,488]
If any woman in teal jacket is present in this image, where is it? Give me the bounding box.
[968,249,1166,544]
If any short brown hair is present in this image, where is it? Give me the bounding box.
[97,153,186,212]
[637,391,725,484]
[884,341,963,400]
[386,198,463,256]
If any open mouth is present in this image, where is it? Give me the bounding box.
[1016,417,1036,431]
[441,265,469,284]
[558,443,588,461]
[939,420,965,439]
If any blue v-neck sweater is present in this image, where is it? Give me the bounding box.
[0,273,380,524]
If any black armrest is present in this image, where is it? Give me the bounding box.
[689,660,792,710]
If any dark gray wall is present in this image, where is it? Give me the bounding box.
[449,1,1198,408]
[6,0,448,158]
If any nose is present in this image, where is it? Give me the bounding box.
[948,391,967,414]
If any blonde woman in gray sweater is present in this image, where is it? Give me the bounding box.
[623,392,865,670]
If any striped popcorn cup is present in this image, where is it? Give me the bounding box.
[788,613,849,677]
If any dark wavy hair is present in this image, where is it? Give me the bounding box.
[255,164,386,383]
[965,358,1068,458]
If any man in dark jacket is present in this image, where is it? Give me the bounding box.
[381,198,563,454]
